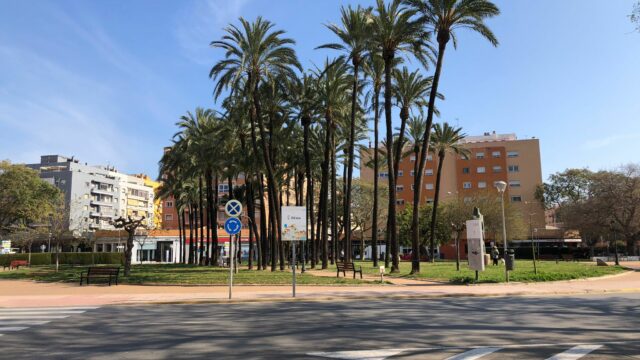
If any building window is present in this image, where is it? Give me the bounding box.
[396,199,405,205]
[396,185,404,192]
[398,170,403,177]
[509,180,521,188]
[463,197,472,203]
[477,166,486,174]
[463,182,472,189]
[410,170,415,177]
[507,151,519,158]
[461,154,469,160]
[425,169,433,176]
[426,198,434,204]
[165,201,173,208]
[410,155,416,161]
[165,214,173,221]
[511,196,522,202]
[427,154,433,161]
[478,181,487,189]
[476,152,485,159]
[411,184,415,191]
[425,183,434,190]
[493,165,503,173]
[218,184,229,192]
[492,151,501,158]
[508,165,520,173]
[379,172,389,178]
[462,167,470,174]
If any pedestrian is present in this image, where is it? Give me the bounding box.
[491,245,500,266]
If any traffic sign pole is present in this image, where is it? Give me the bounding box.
[224,201,243,300]
[229,236,234,300]
[292,241,296,298]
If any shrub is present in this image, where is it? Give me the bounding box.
[0,252,123,266]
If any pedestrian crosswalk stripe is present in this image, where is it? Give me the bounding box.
[0,306,98,312]
[0,327,29,332]
[0,315,70,320]
[307,348,425,360]
[0,306,98,337]
[545,345,603,360]
[445,347,502,360]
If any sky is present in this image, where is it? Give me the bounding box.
[1,0,639,181]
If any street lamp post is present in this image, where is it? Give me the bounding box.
[495,181,509,283]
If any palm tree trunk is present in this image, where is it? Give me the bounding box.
[205,169,214,266]
[455,231,460,271]
[213,175,220,265]
[258,174,268,270]
[411,146,421,273]
[181,208,187,264]
[320,116,332,269]
[372,87,380,267]
[413,41,447,273]
[383,53,399,273]
[188,204,194,264]
[344,59,359,264]
[331,137,338,265]
[198,176,205,265]
[177,205,184,264]
[429,151,446,262]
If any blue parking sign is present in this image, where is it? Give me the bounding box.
[224,217,242,235]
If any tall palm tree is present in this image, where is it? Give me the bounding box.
[318,5,372,262]
[371,0,430,272]
[428,122,468,262]
[392,67,439,273]
[210,17,301,271]
[406,0,499,271]
[314,58,351,268]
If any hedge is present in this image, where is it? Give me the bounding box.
[0,252,124,266]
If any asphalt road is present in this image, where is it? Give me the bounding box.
[1,294,639,359]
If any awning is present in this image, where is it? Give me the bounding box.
[511,238,582,243]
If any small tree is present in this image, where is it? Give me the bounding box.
[113,216,146,276]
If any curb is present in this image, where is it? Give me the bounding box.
[112,287,640,307]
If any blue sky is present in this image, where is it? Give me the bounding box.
[1,0,638,180]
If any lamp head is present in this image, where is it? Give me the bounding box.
[495,181,507,193]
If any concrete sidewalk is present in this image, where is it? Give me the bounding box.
[0,267,638,308]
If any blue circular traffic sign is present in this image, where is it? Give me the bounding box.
[224,217,242,235]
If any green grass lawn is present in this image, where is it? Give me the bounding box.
[324,260,626,284]
[0,264,367,286]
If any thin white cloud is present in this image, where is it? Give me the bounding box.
[174,0,251,65]
[584,133,640,150]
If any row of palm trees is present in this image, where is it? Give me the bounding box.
[158,0,499,273]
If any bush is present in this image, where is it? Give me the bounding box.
[0,252,123,266]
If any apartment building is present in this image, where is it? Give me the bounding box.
[27,155,157,233]
[360,132,546,230]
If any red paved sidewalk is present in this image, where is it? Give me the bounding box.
[0,267,638,308]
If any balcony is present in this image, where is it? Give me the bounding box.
[90,200,114,207]
[90,211,115,218]
[91,187,113,195]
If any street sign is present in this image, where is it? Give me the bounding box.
[466,219,485,272]
[224,217,242,235]
[224,200,243,218]
[281,206,307,241]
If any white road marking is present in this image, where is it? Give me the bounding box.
[445,347,502,360]
[0,307,97,312]
[0,315,69,320]
[0,327,28,332]
[307,348,423,360]
[545,345,603,360]
[0,311,87,315]
[0,320,51,325]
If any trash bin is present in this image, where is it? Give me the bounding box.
[484,254,490,266]
[506,249,515,271]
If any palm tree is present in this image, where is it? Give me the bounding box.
[319,5,372,263]
[406,0,499,271]
[371,0,430,272]
[210,17,301,271]
[314,58,351,268]
[428,122,468,262]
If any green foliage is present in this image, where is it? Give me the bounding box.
[0,161,62,230]
[631,1,640,32]
[0,252,123,267]
[397,203,449,247]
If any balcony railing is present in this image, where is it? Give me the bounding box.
[90,200,114,207]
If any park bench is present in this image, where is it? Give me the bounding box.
[80,267,120,286]
[336,262,363,279]
[3,260,29,270]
